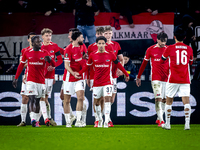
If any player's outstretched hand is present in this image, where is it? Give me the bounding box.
[12,78,18,88]
[125,76,130,82]
[44,56,52,63]
[136,78,141,87]
[73,72,81,79]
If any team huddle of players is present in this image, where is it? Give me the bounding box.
[13,25,193,130]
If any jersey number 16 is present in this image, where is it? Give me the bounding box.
[176,50,187,65]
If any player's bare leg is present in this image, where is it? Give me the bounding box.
[75,90,85,127]
[60,89,76,125]
[29,95,41,127]
[63,94,72,127]
[162,96,173,130]
[155,98,164,127]
[104,96,112,128]
[17,95,29,127]
[40,97,50,126]
[182,96,191,130]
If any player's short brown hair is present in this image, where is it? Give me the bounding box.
[96,27,104,34]
[41,28,53,35]
[104,26,112,32]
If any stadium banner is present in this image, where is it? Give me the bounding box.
[0,80,199,125]
[0,12,174,66]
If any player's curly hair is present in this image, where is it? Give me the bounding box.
[31,35,40,43]
[157,32,168,42]
[96,36,107,43]
[71,31,82,41]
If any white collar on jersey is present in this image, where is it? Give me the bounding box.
[42,41,52,46]
[153,45,167,48]
[95,50,109,54]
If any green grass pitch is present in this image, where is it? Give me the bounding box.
[0,124,200,150]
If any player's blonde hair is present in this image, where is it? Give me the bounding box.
[104,26,112,32]
[41,28,53,35]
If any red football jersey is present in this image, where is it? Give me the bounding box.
[87,50,117,87]
[106,41,122,78]
[144,45,169,82]
[87,43,114,80]
[21,49,53,84]
[162,42,193,84]
[41,42,63,79]
[63,44,84,82]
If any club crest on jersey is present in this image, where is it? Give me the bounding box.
[65,53,68,57]
[106,60,110,62]
[146,20,164,43]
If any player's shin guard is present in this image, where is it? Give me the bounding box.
[76,111,82,122]
[82,100,87,123]
[155,101,163,122]
[46,103,51,119]
[64,113,70,123]
[20,104,27,123]
[104,102,111,123]
[161,102,165,117]
[40,101,48,120]
[165,104,172,125]
[184,104,191,123]
[95,105,102,121]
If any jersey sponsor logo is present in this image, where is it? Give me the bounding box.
[50,50,54,53]
[65,53,68,57]
[40,57,44,60]
[95,64,109,67]
[75,58,82,62]
[29,62,43,65]
[154,54,158,56]
[106,60,110,62]
[29,57,32,59]
[29,91,33,93]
